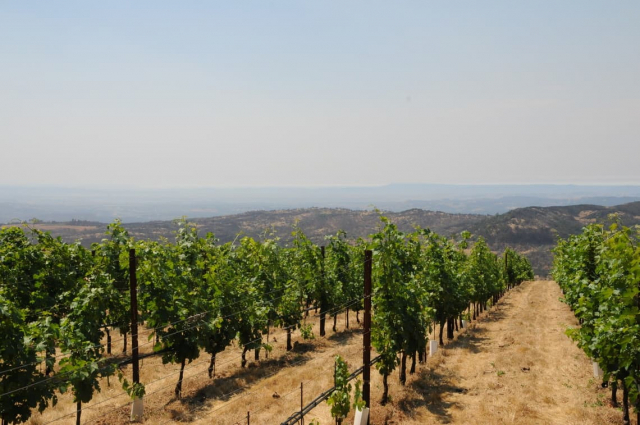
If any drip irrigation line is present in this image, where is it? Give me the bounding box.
[133,294,291,353]
[135,275,327,352]
[68,357,215,425]
[41,387,130,425]
[154,345,346,425]
[135,273,340,353]
[0,347,167,401]
[0,285,296,380]
[313,296,365,319]
[280,354,383,425]
[0,355,117,400]
[0,324,153,378]
[284,297,364,332]
[234,354,343,423]
[138,284,290,336]
[1,286,292,398]
[79,333,282,424]
[143,334,266,392]
[151,316,370,423]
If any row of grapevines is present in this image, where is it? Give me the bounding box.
[369,217,533,404]
[552,221,640,423]
[0,226,120,425]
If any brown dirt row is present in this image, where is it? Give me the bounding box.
[387,280,630,425]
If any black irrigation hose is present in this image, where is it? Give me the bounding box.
[280,354,381,425]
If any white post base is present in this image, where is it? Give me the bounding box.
[461,320,467,328]
[592,362,603,378]
[429,340,438,355]
[354,407,370,425]
[131,397,144,422]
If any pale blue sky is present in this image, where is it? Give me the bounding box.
[1,1,639,187]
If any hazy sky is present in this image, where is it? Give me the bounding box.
[1,1,639,188]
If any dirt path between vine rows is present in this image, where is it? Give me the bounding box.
[392,280,629,425]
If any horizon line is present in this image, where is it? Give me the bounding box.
[3,182,640,190]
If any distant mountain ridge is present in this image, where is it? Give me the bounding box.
[2,184,640,222]
[10,201,640,276]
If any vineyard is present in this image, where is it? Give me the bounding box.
[0,216,534,425]
[553,220,640,425]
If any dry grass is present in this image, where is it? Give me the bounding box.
[27,282,635,424]
[27,311,367,425]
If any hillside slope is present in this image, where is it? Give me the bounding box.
[27,208,485,247]
[468,201,640,274]
[11,202,640,275]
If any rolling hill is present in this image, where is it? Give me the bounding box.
[9,201,640,276]
[466,201,640,275]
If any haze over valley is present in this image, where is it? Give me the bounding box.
[2,183,640,223]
